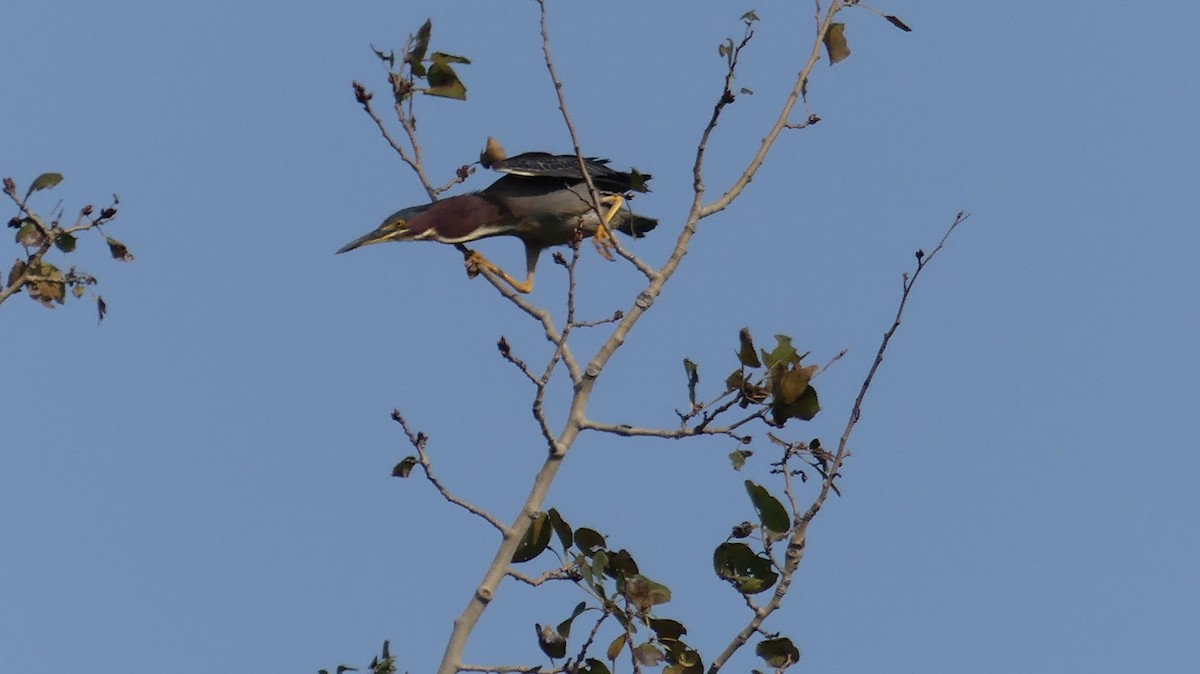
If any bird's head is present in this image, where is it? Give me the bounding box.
[336,204,433,254]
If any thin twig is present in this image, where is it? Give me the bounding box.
[567,611,610,673]
[391,410,508,534]
[506,566,576,586]
[698,5,842,218]
[580,412,762,442]
[534,0,625,261]
[706,211,969,674]
[801,211,969,525]
[435,6,889,674]
[458,664,559,674]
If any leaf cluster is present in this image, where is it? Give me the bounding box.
[514,508,703,674]
[373,19,471,103]
[506,479,806,673]
[725,328,821,425]
[3,173,133,319]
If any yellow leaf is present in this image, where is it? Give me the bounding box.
[823,23,851,65]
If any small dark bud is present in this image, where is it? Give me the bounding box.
[81,204,94,216]
[810,438,821,449]
[722,90,736,105]
[100,207,117,219]
[388,72,412,102]
[915,249,925,260]
[7,216,20,229]
[455,164,472,180]
[731,521,754,538]
[612,309,624,320]
[352,81,373,104]
[552,251,567,267]
[497,336,511,356]
[809,114,821,125]
[2,177,15,195]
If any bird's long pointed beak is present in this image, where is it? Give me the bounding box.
[336,228,388,254]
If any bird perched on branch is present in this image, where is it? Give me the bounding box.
[336,137,655,293]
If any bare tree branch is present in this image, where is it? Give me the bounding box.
[706,211,970,674]
[391,409,508,534]
[698,5,842,218]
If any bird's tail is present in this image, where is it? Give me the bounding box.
[615,214,658,239]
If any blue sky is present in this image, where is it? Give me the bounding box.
[4,1,1198,673]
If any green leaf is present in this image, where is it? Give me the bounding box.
[548,508,573,551]
[512,512,552,563]
[745,481,790,536]
[683,359,700,405]
[771,382,820,424]
[536,623,568,659]
[741,10,760,23]
[662,638,702,670]
[28,172,64,194]
[649,618,686,642]
[24,261,66,307]
[579,658,612,674]
[106,237,135,261]
[627,168,651,193]
[756,637,801,669]
[556,601,587,639]
[713,542,778,594]
[726,369,768,404]
[591,550,609,585]
[574,527,606,557]
[54,233,77,253]
[606,632,628,661]
[15,222,44,248]
[6,260,25,285]
[424,61,467,100]
[770,363,816,412]
[664,645,704,674]
[622,574,671,610]
[391,456,417,477]
[633,642,665,667]
[407,19,432,65]
[430,51,471,64]
[737,328,762,367]
[761,334,798,370]
[823,23,851,65]
[729,448,752,470]
[885,15,913,32]
[605,548,639,578]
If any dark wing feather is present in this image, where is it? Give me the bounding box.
[489,152,614,180]
[490,152,651,194]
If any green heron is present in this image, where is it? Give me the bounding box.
[336,140,655,293]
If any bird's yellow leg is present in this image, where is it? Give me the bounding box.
[596,195,625,244]
[464,249,535,293]
[590,194,625,260]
